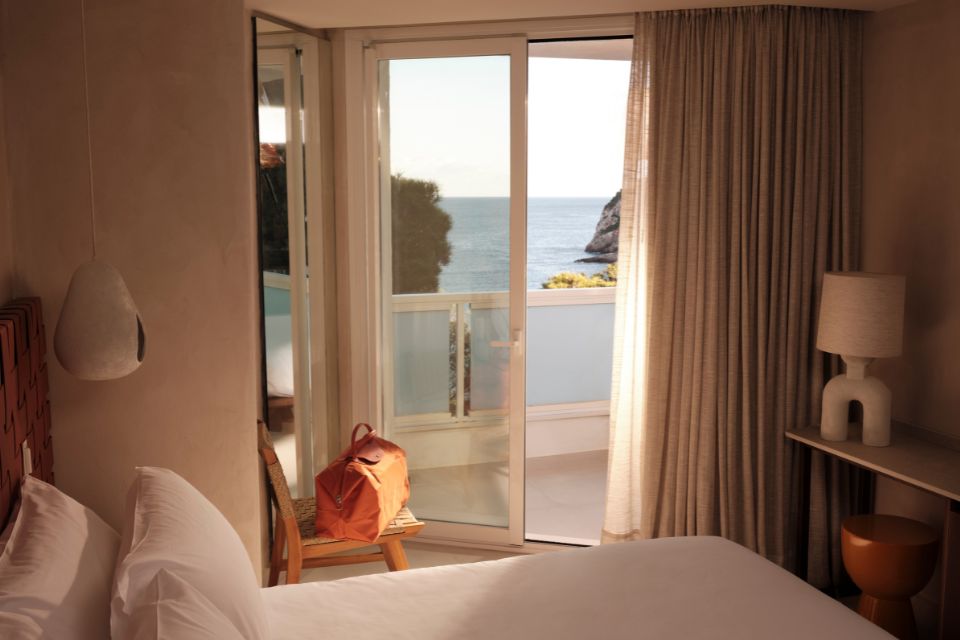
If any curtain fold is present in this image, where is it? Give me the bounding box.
[603,6,867,584]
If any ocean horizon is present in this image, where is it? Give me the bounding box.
[437,196,611,292]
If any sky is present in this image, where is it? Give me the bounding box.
[385,54,631,198]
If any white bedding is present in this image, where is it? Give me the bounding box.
[261,536,891,639]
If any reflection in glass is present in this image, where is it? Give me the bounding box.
[256,39,314,499]
[257,65,290,275]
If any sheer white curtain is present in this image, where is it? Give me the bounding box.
[601,17,653,543]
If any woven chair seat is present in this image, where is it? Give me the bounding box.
[293,499,422,546]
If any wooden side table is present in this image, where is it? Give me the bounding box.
[842,514,940,639]
[788,424,960,640]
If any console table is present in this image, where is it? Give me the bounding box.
[787,424,960,640]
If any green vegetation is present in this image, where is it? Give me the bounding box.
[391,175,453,294]
[542,263,618,289]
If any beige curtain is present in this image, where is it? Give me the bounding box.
[603,6,866,581]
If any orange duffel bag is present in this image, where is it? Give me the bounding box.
[315,423,410,543]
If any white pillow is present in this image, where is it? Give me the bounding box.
[0,476,120,640]
[127,569,245,639]
[111,467,267,640]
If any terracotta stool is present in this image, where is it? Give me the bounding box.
[841,514,939,640]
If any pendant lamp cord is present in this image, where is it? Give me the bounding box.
[79,0,98,259]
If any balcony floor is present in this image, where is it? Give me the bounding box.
[406,449,607,544]
[526,450,607,545]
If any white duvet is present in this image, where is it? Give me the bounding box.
[261,536,891,639]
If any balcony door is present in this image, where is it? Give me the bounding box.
[372,38,527,545]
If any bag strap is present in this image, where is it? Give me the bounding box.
[350,423,375,457]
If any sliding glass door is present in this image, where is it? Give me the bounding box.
[371,39,527,545]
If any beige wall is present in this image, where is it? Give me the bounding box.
[863,0,960,629]
[0,0,263,570]
[863,0,960,441]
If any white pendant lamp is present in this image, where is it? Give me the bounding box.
[54,0,145,380]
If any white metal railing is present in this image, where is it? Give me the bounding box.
[392,290,509,312]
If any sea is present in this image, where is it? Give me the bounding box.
[437,197,611,292]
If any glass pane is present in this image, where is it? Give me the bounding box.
[468,306,509,412]
[256,47,314,498]
[523,39,631,545]
[393,309,452,416]
[258,61,297,410]
[381,55,511,528]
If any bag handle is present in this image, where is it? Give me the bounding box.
[349,423,375,456]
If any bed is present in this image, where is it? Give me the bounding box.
[261,536,890,640]
[0,298,891,640]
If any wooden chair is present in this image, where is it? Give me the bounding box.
[257,422,424,586]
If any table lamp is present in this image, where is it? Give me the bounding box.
[817,272,905,446]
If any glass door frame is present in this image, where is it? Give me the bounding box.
[257,25,339,493]
[366,37,528,546]
[256,45,315,496]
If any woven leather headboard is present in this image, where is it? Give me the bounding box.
[0,298,53,528]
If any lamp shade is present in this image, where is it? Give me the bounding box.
[54,260,146,380]
[817,272,905,358]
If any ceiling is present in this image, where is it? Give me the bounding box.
[530,39,634,61]
[247,0,911,30]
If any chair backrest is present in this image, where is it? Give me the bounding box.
[257,421,295,521]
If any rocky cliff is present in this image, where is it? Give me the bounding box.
[580,190,620,263]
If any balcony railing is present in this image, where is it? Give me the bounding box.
[262,282,617,432]
[386,287,616,432]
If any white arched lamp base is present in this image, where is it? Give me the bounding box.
[820,355,891,447]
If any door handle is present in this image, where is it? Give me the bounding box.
[490,330,522,349]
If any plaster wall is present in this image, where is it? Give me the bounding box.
[0,0,263,569]
[0,37,13,303]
